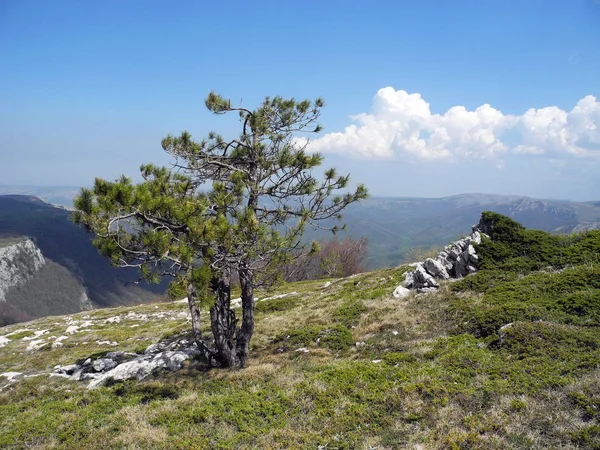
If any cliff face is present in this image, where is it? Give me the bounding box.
[0,238,93,325]
[0,239,45,302]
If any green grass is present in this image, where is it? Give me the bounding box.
[1,213,600,449]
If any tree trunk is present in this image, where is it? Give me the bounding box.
[236,266,255,368]
[209,273,241,368]
[186,282,218,366]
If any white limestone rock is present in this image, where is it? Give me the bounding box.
[0,336,10,348]
[392,285,410,299]
[92,358,118,372]
[87,350,190,389]
[52,336,68,349]
[423,258,450,280]
[402,271,414,288]
[26,339,47,351]
[0,239,45,302]
[1,372,22,381]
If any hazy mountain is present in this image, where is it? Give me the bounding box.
[305,193,600,268]
[0,186,80,209]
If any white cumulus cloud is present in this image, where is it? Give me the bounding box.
[301,87,600,163]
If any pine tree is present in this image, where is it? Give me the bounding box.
[73,93,368,369]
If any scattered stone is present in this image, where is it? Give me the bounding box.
[392,330,399,336]
[371,359,382,364]
[145,343,167,354]
[50,372,72,379]
[0,336,10,348]
[0,372,22,381]
[402,271,415,288]
[52,336,68,349]
[87,350,191,389]
[263,292,299,301]
[95,340,118,346]
[392,285,410,299]
[295,347,309,353]
[106,351,125,360]
[53,364,79,376]
[26,339,47,351]
[22,330,49,341]
[105,316,121,324]
[5,328,30,337]
[413,264,439,289]
[322,281,332,289]
[92,358,118,372]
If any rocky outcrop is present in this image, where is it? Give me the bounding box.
[0,239,45,302]
[52,338,201,389]
[0,238,95,324]
[572,222,600,233]
[397,228,485,294]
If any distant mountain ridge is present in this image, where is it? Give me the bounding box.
[305,193,600,268]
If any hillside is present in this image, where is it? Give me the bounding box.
[0,213,599,449]
[0,196,167,324]
[4,187,600,269]
[0,238,93,325]
[281,193,600,268]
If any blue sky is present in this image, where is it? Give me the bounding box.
[1,0,599,200]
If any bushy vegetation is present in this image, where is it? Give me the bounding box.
[283,236,369,281]
[1,212,599,448]
[450,212,600,337]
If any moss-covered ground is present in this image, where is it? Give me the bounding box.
[1,213,599,449]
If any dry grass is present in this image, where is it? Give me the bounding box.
[2,262,599,449]
[114,406,170,448]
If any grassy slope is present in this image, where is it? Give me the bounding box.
[1,215,600,449]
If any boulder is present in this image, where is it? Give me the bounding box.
[402,271,414,288]
[144,342,167,354]
[423,258,450,280]
[92,358,118,372]
[413,265,439,289]
[87,350,190,389]
[1,372,22,381]
[54,364,79,376]
[392,285,410,299]
[394,224,484,297]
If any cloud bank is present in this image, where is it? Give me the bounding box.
[301,87,600,164]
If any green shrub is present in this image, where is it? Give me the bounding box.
[332,299,367,327]
[498,321,600,359]
[450,265,600,337]
[382,352,417,366]
[274,324,353,352]
[319,324,353,352]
